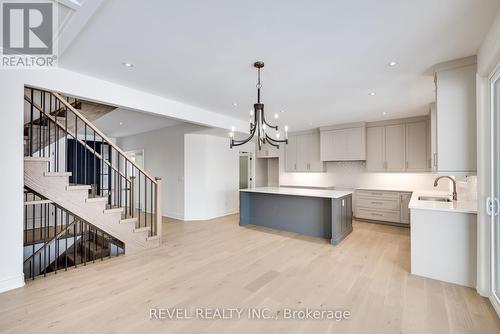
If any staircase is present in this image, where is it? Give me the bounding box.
[23,189,125,279]
[23,86,162,278]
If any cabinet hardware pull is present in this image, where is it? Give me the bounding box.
[371,213,383,216]
[371,202,383,205]
[433,153,438,167]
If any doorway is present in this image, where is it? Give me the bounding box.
[239,152,253,189]
[125,150,145,210]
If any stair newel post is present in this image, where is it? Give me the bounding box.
[155,177,162,243]
[130,175,136,218]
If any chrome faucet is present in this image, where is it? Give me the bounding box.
[433,176,457,201]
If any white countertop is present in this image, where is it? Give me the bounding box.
[355,187,414,193]
[240,187,353,199]
[408,191,477,214]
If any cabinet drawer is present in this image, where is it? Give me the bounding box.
[356,208,401,223]
[357,197,400,211]
[356,190,400,200]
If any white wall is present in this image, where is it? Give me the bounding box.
[184,134,254,220]
[0,67,247,294]
[476,10,500,297]
[117,123,205,219]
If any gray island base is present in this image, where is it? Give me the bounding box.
[239,187,353,245]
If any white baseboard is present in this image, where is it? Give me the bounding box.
[183,210,239,221]
[0,274,25,294]
[164,211,185,220]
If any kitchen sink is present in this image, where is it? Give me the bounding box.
[418,196,453,202]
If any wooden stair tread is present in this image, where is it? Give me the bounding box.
[44,172,72,177]
[120,217,138,224]
[134,227,151,233]
[103,207,124,214]
[24,156,51,162]
[66,184,91,191]
[24,199,53,205]
[86,196,107,203]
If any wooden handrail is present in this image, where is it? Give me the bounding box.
[51,90,157,185]
[24,95,130,182]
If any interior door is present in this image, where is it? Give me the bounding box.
[239,152,253,189]
[491,69,500,312]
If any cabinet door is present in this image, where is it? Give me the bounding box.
[308,133,324,171]
[436,64,477,172]
[430,104,437,171]
[320,130,343,161]
[366,127,386,171]
[346,127,366,160]
[385,124,406,171]
[405,121,427,171]
[284,136,297,172]
[296,134,309,171]
[320,128,365,161]
[400,193,411,225]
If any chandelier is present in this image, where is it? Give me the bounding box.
[229,61,288,150]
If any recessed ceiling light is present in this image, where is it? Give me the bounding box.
[122,62,133,68]
[119,122,123,125]
[382,112,387,116]
[232,102,238,107]
[280,110,286,113]
[388,61,398,67]
[369,92,377,96]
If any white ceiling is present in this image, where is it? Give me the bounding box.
[92,108,182,138]
[60,0,500,131]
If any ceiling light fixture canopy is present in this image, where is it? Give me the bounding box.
[229,61,288,150]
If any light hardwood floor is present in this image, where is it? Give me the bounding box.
[0,215,498,333]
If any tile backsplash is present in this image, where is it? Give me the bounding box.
[280,161,475,193]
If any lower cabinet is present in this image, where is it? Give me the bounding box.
[355,190,412,225]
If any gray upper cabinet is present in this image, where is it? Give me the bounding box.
[405,121,428,171]
[366,126,386,171]
[285,131,325,172]
[366,117,428,173]
[319,123,366,161]
[434,56,477,173]
[385,124,406,171]
[255,142,279,159]
[285,135,298,171]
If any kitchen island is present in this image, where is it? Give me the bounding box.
[239,187,353,245]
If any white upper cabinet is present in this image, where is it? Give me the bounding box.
[405,121,428,171]
[366,126,386,171]
[255,142,278,159]
[319,123,366,161]
[434,56,477,173]
[366,117,428,173]
[285,131,325,173]
[284,135,298,171]
[385,124,406,171]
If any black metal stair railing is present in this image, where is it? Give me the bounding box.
[23,189,124,280]
[23,86,162,240]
